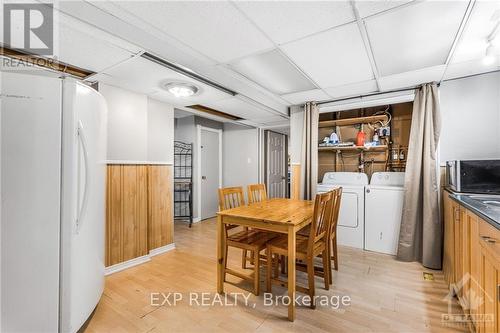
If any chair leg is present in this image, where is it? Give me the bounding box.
[322,249,330,290]
[242,250,247,269]
[326,239,332,285]
[223,244,229,282]
[332,236,338,271]
[280,255,286,274]
[266,247,272,292]
[274,254,280,278]
[253,249,260,296]
[307,258,316,309]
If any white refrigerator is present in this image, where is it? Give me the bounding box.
[1,72,107,332]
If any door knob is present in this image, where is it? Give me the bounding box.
[202,176,207,180]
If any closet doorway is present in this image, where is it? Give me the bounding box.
[198,126,222,220]
[264,130,288,198]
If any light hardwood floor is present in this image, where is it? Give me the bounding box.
[85,219,468,333]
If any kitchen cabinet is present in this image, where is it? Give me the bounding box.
[443,192,500,332]
[443,193,455,285]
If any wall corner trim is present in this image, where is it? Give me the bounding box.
[149,243,176,257]
[104,255,151,276]
[104,243,176,276]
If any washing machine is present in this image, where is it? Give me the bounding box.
[364,172,406,255]
[317,172,368,249]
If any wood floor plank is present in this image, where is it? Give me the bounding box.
[86,218,468,333]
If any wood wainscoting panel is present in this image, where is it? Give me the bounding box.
[122,165,148,262]
[291,163,301,200]
[106,164,171,267]
[148,165,174,250]
[106,165,123,266]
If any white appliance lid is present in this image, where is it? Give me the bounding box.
[370,172,405,186]
[321,172,369,185]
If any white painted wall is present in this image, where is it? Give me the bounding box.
[147,98,174,163]
[439,72,500,163]
[101,84,148,162]
[223,123,260,201]
[100,84,174,163]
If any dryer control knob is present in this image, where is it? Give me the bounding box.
[366,189,370,193]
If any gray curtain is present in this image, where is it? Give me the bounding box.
[397,83,442,269]
[300,102,319,200]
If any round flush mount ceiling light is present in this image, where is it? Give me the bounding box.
[162,81,199,98]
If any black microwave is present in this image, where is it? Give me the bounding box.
[445,160,500,194]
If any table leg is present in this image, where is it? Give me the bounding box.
[216,215,225,294]
[287,226,296,321]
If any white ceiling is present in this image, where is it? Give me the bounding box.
[42,0,500,127]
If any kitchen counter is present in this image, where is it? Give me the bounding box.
[447,191,500,230]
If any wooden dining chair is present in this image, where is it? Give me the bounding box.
[329,187,342,274]
[266,191,334,308]
[247,183,267,204]
[295,187,342,284]
[218,186,277,296]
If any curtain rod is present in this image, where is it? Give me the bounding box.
[316,68,500,106]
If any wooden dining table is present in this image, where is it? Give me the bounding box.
[216,198,314,321]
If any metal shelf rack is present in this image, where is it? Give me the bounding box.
[174,141,193,227]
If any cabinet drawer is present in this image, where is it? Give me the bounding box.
[479,219,500,267]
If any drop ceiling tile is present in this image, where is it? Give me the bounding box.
[204,97,278,121]
[281,89,330,104]
[365,1,468,76]
[230,49,316,95]
[378,65,445,91]
[444,59,500,80]
[235,1,355,44]
[251,115,289,125]
[452,1,500,64]
[355,0,414,18]
[93,56,230,107]
[281,23,374,88]
[324,80,378,99]
[110,1,273,63]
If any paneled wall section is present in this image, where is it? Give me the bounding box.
[106,164,173,267]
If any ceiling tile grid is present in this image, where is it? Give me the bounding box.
[281,88,331,104]
[355,0,414,19]
[111,1,274,63]
[234,1,355,45]
[228,49,316,95]
[451,1,500,64]
[324,80,379,99]
[377,65,446,91]
[46,0,499,122]
[280,22,375,88]
[365,1,469,76]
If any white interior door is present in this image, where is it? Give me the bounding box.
[266,131,286,198]
[200,128,220,219]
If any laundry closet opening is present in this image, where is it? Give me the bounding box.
[318,102,413,180]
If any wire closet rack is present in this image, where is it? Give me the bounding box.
[174,141,193,227]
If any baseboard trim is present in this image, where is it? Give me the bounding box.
[149,243,176,257]
[192,217,201,223]
[105,255,151,276]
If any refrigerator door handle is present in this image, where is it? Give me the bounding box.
[76,120,90,234]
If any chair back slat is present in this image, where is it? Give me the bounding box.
[308,191,334,253]
[247,184,267,204]
[218,187,245,211]
[329,187,343,238]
